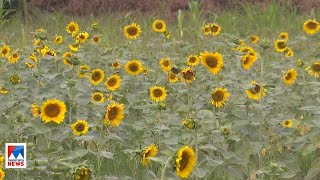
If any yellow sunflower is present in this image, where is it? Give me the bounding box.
[281,119,293,128]
[274,39,288,52]
[168,72,179,83]
[76,31,89,43]
[142,144,158,166]
[78,64,90,78]
[92,35,101,44]
[279,32,288,40]
[104,102,125,127]
[46,49,56,57]
[210,23,221,36]
[0,168,5,180]
[305,61,320,78]
[74,166,91,180]
[152,19,166,33]
[25,62,34,68]
[181,67,195,83]
[123,23,141,40]
[150,86,167,102]
[40,99,67,124]
[92,92,104,103]
[34,38,41,46]
[211,87,230,108]
[284,48,293,57]
[245,80,267,101]
[1,45,10,57]
[66,21,79,36]
[71,120,89,136]
[160,58,172,72]
[0,87,9,95]
[89,69,105,85]
[8,52,20,64]
[69,44,80,51]
[187,55,200,66]
[200,51,224,75]
[283,69,297,85]
[175,146,196,178]
[29,53,37,62]
[182,118,195,129]
[303,19,320,35]
[125,60,143,76]
[250,35,259,44]
[112,61,121,69]
[31,103,40,117]
[202,24,211,35]
[143,67,149,75]
[0,155,4,165]
[54,35,63,44]
[105,74,121,91]
[62,52,74,67]
[241,54,257,70]
[239,46,257,57]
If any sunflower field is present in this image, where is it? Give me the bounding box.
[0,1,320,179]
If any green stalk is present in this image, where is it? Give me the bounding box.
[160,156,172,180]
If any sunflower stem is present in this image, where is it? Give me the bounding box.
[160,156,172,180]
[158,109,162,150]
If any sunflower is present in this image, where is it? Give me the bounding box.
[150,86,167,102]
[74,166,91,180]
[202,24,211,35]
[54,35,63,44]
[142,144,158,166]
[8,52,20,64]
[303,19,320,35]
[274,39,287,52]
[92,92,104,103]
[10,74,20,84]
[76,31,89,43]
[40,99,67,124]
[182,118,195,129]
[0,168,5,180]
[62,52,74,67]
[210,23,221,36]
[92,35,101,44]
[200,51,223,75]
[143,67,149,75]
[283,69,297,85]
[210,87,230,108]
[175,146,196,178]
[279,32,288,40]
[71,120,89,136]
[123,23,141,40]
[152,19,166,33]
[125,60,143,76]
[284,48,293,57]
[241,54,257,70]
[104,102,125,127]
[29,53,37,62]
[89,69,105,85]
[66,21,79,36]
[168,72,179,83]
[281,119,293,128]
[25,62,34,68]
[239,46,257,57]
[187,55,200,66]
[296,59,304,68]
[250,35,259,44]
[31,103,40,117]
[69,44,79,51]
[1,45,10,57]
[0,87,9,95]
[78,64,90,78]
[112,61,121,69]
[245,80,267,101]
[181,67,195,83]
[305,61,320,78]
[34,38,41,46]
[0,155,4,165]
[160,58,172,72]
[105,74,121,91]
[46,49,56,57]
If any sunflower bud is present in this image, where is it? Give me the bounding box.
[220,126,230,135]
[260,38,271,50]
[182,118,195,129]
[68,80,76,87]
[261,147,268,158]
[158,102,167,110]
[10,74,20,84]
[73,165,91,180]
[91,22,98,31]
[71,56,80,66]
[296,59,304,67]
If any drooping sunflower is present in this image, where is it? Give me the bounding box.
[281,119,293,128]
[175,146,196,178]
[40,99,67,124]
[92,35,101,44]
[200,51,223,75]
[46,49,56,57]
[62,52,74,67]
[274,39,288,52]
[142,144,158,166]
[150,86,167,102]
[104,102,125,127]
[152,19,166,33]
[54,35,63,44]
[0,87,9,95]
[187,55,200,66]
[168,72,179,83]
[123,23,141,40]
[0,168,5,180]
[211,87,230,108]
[181,67,195,83]
[210,23,221,36]
[125,60,143,76]
[78,64,90,78]
[76,31,89,43]
[69,44,80,51]
[303,19,320,35]
[71,120,89,136]
[250,35,259,44]
[91,92,104,103]
[31,103,40,117]
[8,52,20,64]
[279,32,288,40]
[305,61,320,78]
[283,69,297,85]
[245,80,267,101]
[89,69,105,85]
[105,74,121,91]
[112,61,121,69]
[160,58,172,72]
[66,21,79,36]
[284,48,293,57]
[202,24,211,35]
[241,54,257,70]
[1,45,11,57]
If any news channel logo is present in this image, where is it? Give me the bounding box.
[5,143,27,168]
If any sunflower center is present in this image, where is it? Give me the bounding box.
[206,56,218,68]
[144,150,151,158]
[56,37,60,41]
[79,34,85,39]
[163,60,170,67]
[253,84,261,93]
[94,37,99,42]
[307,21,317,29]
[69,25,75,32]
[189,57,196,63]
[94,94,102,101]
[284,121,290,126]
[75,123,85,132]
[183,70,194,80]
[2,49,7,54]
[127,27,138,36]
[285,72,292,80]
[44,104,60,118]
[108,107,118,121]
[92,71,101,81]
[277,42,286,49]
[113,62,119,68]
[211,25,218,33]
[153,89,163,97]
[311,64,320,72]
[280,34,286,39]
[13,53,18,58]
[243,56,250,65]
[129,63,139,72]
[156,23,163,29]
[212,90,224,101]
[179,151,189,171]
[169,73,176,79]
[204,27,210,33]
[107,78,117,87]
